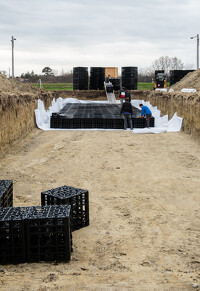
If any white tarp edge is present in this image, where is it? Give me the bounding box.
[155,88,167,92]
[34,97,183,134]
[181,88,197,93]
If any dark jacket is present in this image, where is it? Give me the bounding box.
[120,101,133,115]
[105,76,110,83]
[125,90,131,102]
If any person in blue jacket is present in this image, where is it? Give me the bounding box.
[139,104,152,128]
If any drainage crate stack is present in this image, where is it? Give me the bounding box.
[122,67,138,90]
[170,70,194,86]
[73,67,88,90]
[0,207,26,264]
[50,103,154,129]
[41,186,89,231]
[25,205,72,263]
[90,67,105,90]
[133,117,154,128]
[0,180,13,207]
[0,205,72,264]
[110,78,121,91]
[50,103,125,129]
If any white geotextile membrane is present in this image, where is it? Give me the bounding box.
[155,88,168,92]
[181,88,197,93]
[34,98,183,134]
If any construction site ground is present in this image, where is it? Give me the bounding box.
[0,127,199,291]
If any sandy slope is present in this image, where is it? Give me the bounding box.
[0,128,200,291]
[171,69,200,91]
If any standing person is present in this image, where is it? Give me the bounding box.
[105,74,110,83]
[118,86,125,105]
[120,97,133,130]
[139,103,152,128]
[125,89,131,102]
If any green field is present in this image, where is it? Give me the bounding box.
[33,83,73,90]
[33,82,169,91]
[137,83,154,90]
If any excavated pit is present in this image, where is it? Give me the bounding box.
[1,71,200,155]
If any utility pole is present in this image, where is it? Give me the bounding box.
[190,34,199,70]
[197,34,199,70]
[11,36,16,78]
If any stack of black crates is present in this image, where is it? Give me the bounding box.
[25,205,72,263]
[170,70,194,86]
[90,67,105,90]
[122,67,138,90]
[0,180,89,264]
[110,78,121,91]
[41,185,89,231]
[0,180,13,207]
[133,117,154,128]
[73,67,88,90]
[0,205,72,264]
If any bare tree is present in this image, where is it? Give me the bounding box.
[138,67,154,82]
[150,56,185,76]
[183,62,195,70]
[170,57,184,70]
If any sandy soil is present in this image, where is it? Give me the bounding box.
[171,69,200,91]
[0,129,200,291]
[0,73,36,93]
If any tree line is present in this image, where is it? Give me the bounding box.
[138,56,193,82]
[20,67,73,83]
[7,56,193,83]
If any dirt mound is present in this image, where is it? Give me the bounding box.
[0,73,37,94]
[171,69,200,91]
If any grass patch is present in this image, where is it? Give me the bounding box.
[33,83,73,90]
[138,83,170,90]
[138,83,154,90]
[32,82,170,91]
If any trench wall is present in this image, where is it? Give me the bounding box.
[1,90,199,156]
[0,91,54,155]
[132,90,200,139]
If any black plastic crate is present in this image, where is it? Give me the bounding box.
[41,186,89,231]
[122,67,138,90]
[0,207,26,264]
[50,103,154,129]
[122,66,138,72]
[73,67,88,90]
[0,180,13,207]
[90,67,105,90]
[0,205,72,264]
[169,70,194,85]
[92,118,104,128]
[133,117,154,128]
[110,78,121,91]
[103,118,114,129]
[106,85,114,93]
[25,205,72,263]
[114,119,124,129]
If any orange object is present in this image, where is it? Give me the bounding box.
[105,67,118,78]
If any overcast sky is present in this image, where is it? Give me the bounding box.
[0,0,199,77]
